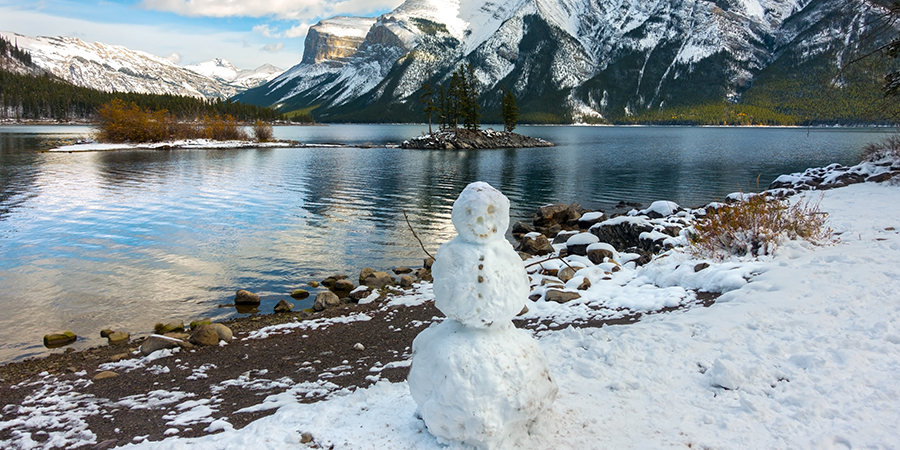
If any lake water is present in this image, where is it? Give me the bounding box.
[0,124,894,362]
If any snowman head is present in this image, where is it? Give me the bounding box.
[451,182,510,243]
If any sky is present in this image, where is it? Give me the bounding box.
[0,0,404,70]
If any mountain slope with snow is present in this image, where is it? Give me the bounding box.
[0,32,282,100]
[236,0,892,122]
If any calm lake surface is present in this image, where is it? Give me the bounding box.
[0,124,894,362]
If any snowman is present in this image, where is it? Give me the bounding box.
[408,182,557,450]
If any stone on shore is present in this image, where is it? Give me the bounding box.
[155,321,184,334]
[210,323,233,342]
[190,325,220,346]
[93,371,119,381]
[106,331,130,345]
[235,289,260,305]
[43,331,77,348]
[400,275,415,288]
[363,271,394,289]
[313,291,341,311]
[393,266,413,274]
[516,232,553,256]
[140,335,189,355]
[545,290,582,303]
[189,319,212,330]
[290,289,310,299]
[274,299,294,313]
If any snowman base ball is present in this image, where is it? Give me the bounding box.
[409,320,558,450]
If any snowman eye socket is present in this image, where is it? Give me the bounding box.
[466,208,472,215]
[487,205,496,214]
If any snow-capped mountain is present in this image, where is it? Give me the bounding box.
[235,0,893,122]
[0,31,283,100]
[183,58,283,90]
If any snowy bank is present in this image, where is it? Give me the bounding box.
[48,139,295,152]
[111,182,900,449]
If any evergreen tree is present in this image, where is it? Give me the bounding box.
[463,63,480,131]
[501,86,519,132]
[419,81,436,134]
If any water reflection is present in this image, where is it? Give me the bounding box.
[0,125,892,362]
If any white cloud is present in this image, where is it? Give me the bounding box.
[0,4,304,69]
[252,24,278,38]
[164,52,182,64]
[139,0,403,21]
[262,42,284,53]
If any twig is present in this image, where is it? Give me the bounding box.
[403,209,435,260]
[524,254,576,271]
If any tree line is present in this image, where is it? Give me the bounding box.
[419,63,520,133]
[0,35,33,67]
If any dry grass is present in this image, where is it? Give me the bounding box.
[690,194,831,259]
[861,134,900,163]
[95,99,267,143]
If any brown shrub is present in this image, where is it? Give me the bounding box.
[690,194,831,259]
[95,99,171,143]
[861,134,900,162]
[202,114,248,141]
[252,120,274,142]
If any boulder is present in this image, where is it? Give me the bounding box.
[190,325,220,346]
[313,291,341,311]
[534,203,583,229]
[516,232,554,256]
[694,262,711,272]
[552,230,579,245]
[307,281,320,288]
[43,331,77,347]
[332,279,355,295]
[290,289,310,299]
[235,289,260,305]
[274,299,294,313]
[321,274,348,288]
[107,331,130,345]
[545,290,582,303]
[100,329,114,338]
[586,242,617,265]
[363,271,394,289]
[155,321,185,334]
[590,217,654,252]
[577,211,606,229]
[558,267,576,283]
[209,323,233,341]
[393,266,413,274]
[511,221,536,239]
[400,275,415,288]
[359,267,376,284]
[423,257,435,270]
[140,335,185,355]
[566,232,600,256]
[189,319,212,330]
[349,287,373,303]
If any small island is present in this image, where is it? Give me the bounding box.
[403,63,555,150]
[401,128,554,150]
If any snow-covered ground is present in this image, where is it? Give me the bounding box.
[48,140,293,152]
[96,181,899,449]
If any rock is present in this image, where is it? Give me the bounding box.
[587,242,617,264]
[155,321,185,334]
[274,299,294,313]
[577,277,592,291]
[393,266,413,274]
[140,335,185,355]
[534,203,583,229]
[545,289,582,303]
[401,129,554,150]
[235,289,260,305]
[518,305,529,316]
[307,281,320,288]
[423,257,435,270]
[107,331,130,345]
[290,289,310,299]
[313,291,341,311]
[511,221,536,239]
[400,275,415,288]
[321,275,348,288]
[210,323,233,341]
[566,232,600,256]
[558,267,576,283]
[694,262,711,272]
[300,433,314,444]
[92,438,119,450]
[577,211,606,229]
[332,279,355,295]
[552,230,579,244]
[363,271,394,289]
[189,319,212,330]
[93,371,119,381]
[109,353,129,362]
[359,268,376,284]
[353,342,365,351]
[516,233,554,256]
[190,325,220,346]
[590,217,654,252]
[43,331,77,347]
[100,329,114,338]
[349,287,373,302]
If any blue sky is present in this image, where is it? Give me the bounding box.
[0,0,402,69]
